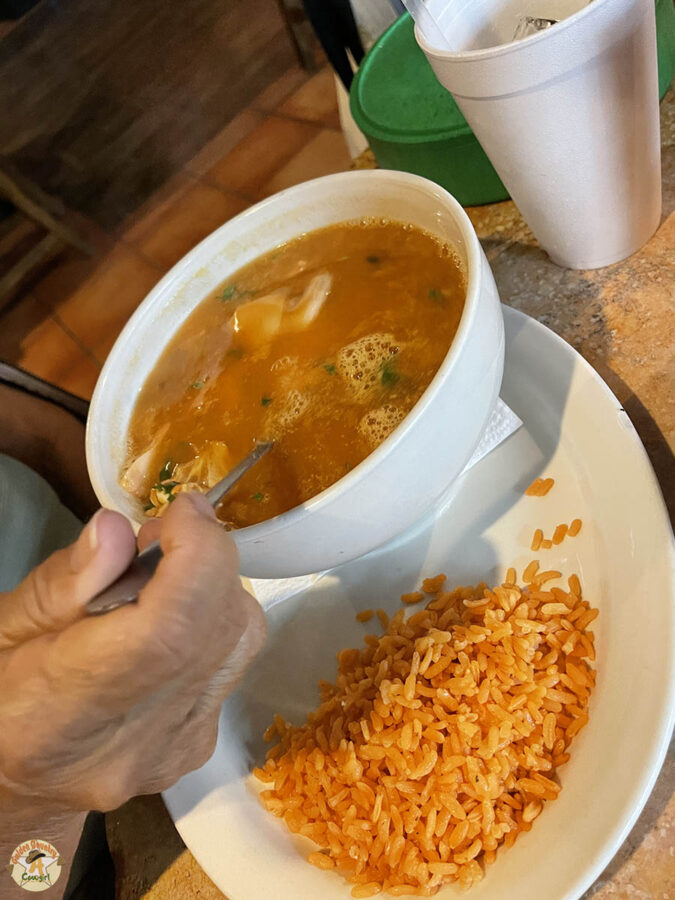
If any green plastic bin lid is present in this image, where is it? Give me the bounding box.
[351,13,472,144]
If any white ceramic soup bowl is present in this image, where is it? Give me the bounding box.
[86,170,504,577]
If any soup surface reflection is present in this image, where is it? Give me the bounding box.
[121,219,466,527]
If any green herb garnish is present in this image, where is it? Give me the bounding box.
[252,492,264,502]
[152,481,178,503]
[219,284,237,302]
[191,381,204,390]
[261,396,273,406]
[143,502,154,512]
[428,288,445,303]
[218,284,256,303]
[380,358,400,387]
[323,363,337,375]
[366,254,380,264]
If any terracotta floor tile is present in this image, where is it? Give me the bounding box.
[124,179,249,270]
[252,65,310,112]
[0,294,101,398]
[64,210,117,254]
[116,171,195,242]
[260,129,352,197]
[37,344,100,399]
[0,294,52,362]
[182,109,266,177]
[205,115,318,196]
[277,67,341,129]
[46,244,163,362]
[31,247,120,314]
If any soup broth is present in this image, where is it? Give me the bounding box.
[122,220,466,527]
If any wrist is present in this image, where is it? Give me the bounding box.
[0,780,73,831]
[0,808,86,900]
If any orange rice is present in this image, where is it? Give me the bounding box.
[530,519,583,552]
[255,566,597,896]
[525,477,555,497]
[357,610,375,624]
[530,529,544,552]
[552,524,568,545]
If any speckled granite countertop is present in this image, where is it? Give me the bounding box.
[106,90,674,900]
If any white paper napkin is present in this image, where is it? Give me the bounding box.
[249,398,522,606]
[465,397,522,469]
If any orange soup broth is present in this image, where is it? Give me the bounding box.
[124,220,465,527]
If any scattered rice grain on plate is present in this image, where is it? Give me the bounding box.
[525,477,555,497]
[255,565,597,896]
[533,520,583,551]
[357,610,375,624]
[552,524,568,545]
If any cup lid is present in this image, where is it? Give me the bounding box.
[350,14,472,143]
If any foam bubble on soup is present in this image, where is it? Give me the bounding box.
[337,332,401,402]
[358,405,407,449]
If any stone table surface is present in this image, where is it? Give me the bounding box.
[106,90,675,900]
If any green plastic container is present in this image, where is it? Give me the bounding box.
[350,14,509,207]
[656,0,675,99]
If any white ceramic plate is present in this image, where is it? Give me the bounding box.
[164,306,674,900]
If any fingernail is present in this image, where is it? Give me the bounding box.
[86,509,104,551]
[71,509,104,571]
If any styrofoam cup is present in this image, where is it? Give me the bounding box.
[416,0,662,269]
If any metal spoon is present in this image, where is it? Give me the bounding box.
[85,441,273,616]
[512,16,558,41]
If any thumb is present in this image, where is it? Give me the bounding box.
[0,509,136,650]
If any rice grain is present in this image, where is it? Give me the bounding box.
[357,610,375,623]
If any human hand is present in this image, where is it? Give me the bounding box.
[0,494,266,823]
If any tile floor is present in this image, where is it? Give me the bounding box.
[0,64,352,399]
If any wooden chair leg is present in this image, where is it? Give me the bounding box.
[0,164,93,309]
[0,167,92,256]
[0,231,64,312]
[275,0,318,71]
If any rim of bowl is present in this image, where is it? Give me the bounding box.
[86,170,485,535]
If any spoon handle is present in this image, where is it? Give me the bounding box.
[205,441,273,506]
[85,441,273,616]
